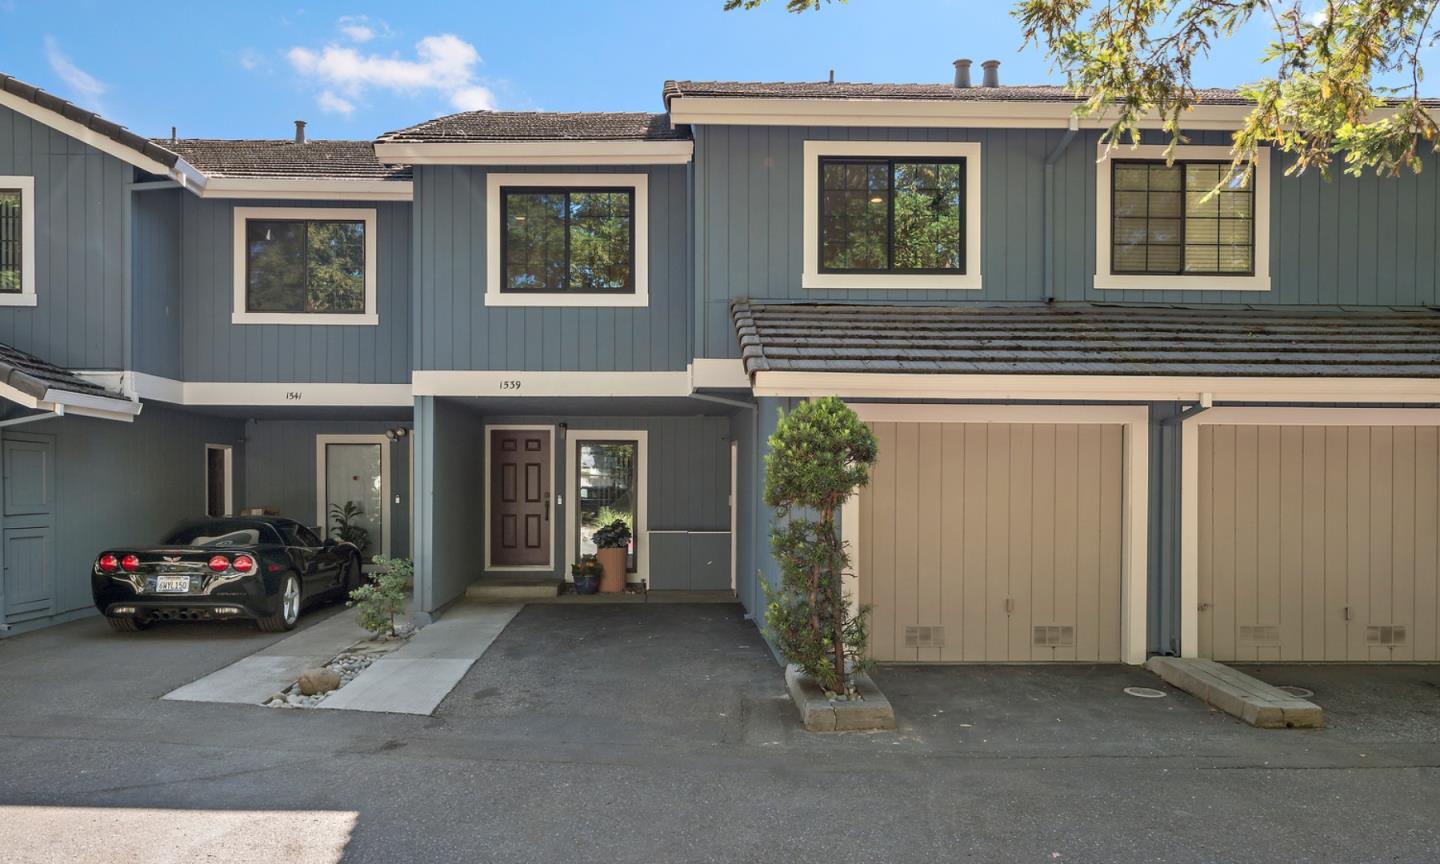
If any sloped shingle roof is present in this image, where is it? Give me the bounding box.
[732,302,1440,378]
[158,139,410,181]
[0,342,113,399]
[377,111,688,144]
[663,80,1251,106]
[1,72,180,169]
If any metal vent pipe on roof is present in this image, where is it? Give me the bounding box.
[953,59,972,88]
[294,120,307,144]
[981,59,1000,87]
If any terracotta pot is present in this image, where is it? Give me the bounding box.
[596,547,627,593]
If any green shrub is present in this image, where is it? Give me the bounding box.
[347,556,411,637]
[762,396,878,696]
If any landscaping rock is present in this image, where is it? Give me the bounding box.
[298,668,342,696]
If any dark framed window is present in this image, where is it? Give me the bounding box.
[819,157,965,274]
[1111,160,1255,276]
[244,219,366,313]
[501,187,635,294]
[0,188,21,294]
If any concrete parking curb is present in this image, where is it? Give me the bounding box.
[1147,656,1323,729]
[784,665,897,732]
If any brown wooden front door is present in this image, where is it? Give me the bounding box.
[490,429,551,567]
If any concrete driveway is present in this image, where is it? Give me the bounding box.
[1,603,1439,863]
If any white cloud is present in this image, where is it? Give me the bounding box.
[337,15,389,43]
[43,36,106,107]
[317,90,355,116]
[239,48,265,71]
[287,32,497,113]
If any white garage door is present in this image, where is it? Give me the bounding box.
[859,422,1126,663]
[1197,424,1440,661]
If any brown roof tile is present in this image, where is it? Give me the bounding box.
[377,111,688,143]
[157,139,410,181]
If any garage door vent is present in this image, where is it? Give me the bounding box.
[904,625,945,648]
[1239,625,1280,645]
[1033,625,1075,647]
[1366,625,1407,646]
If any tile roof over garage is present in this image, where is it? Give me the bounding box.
[377,111,689,143]
[1,72,181,168]
[732,302,1440,378]
[158,139,411,181]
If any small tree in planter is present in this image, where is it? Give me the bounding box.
[348,556,411,638]
[763,396,878,696]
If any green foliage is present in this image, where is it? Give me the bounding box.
[347,556,410,637]
[762,397,878,696]
[591,518,633,550]
[729,0,1440,182]
[329,500,371,557]
[594,505,633,531]
[571,554,602,581]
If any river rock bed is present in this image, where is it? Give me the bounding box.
[265,624,417,709]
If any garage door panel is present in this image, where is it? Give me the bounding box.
[860,421,1124,663]
[1007,424,1035,662]
[1200,423,1440,662]
[1416,427,1438,661]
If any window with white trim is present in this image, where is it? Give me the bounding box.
[802,141,982,290]
[232,206,378,325]
[1095,144,1270,292]
[0,176,36,306]
[485,173,649,307]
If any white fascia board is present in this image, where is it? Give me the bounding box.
[0,88,206,189]
[412,370,693,398]
[129,373,412,407]
[200,178,414,201]
[667,95,1256,130]
[689,359,751,390]
[374,140,693,166]
[751,371,1440,404]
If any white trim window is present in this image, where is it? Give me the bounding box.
[0,176,36,306]
[232,206,379,325]
[485,173,649,308]
[802,141,983,291]
[316,434,392,560]
[1095,144,1271,292]
[564,430,649,585]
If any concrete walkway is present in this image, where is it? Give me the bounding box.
[162,608,372,705]
[319,601,521,715]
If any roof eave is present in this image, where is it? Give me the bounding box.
[198,177,413,201]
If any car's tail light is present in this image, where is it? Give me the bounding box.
[207,555,230,572]
[97,553,119,573]
[120,553,140,572]
[232,554,255,573]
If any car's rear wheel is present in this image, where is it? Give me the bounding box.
[257,573,302,632]
[106,616,147,633]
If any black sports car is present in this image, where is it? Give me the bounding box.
[92,516,363,633]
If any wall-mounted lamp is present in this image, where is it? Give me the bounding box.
[384,426,410,441]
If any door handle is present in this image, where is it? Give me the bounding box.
[544,493,551,522]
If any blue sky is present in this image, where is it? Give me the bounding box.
[2,0,1305,140]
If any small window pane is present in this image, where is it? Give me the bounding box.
[1219,191,1252,218]
[505,193,567,293]
[1218,245,1252,272]
[1113,190,1148,218]
[569,191,633,293]
[1114,165,1150,191]
[0,189,20,294]
[246,220,365,313]
[1184,245,1219,272]
[1147,245,1182,272]
[1148,164,1182,190]
[1147,218,1181,244]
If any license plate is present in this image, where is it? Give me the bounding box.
[155,575,190,593]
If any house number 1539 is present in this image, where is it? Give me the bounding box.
[499,380,521,391]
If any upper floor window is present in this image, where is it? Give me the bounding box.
[1095,144,1270,292]
[232,207,378,325]
[502,187,635,294]
[485,173,650,308]
[819,158,964,274]
[0,176,36,307]
[802,141,982,290]
[1111,161,1253,276]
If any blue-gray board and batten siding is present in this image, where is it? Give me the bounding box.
[411,165,692,372]
[0,403,248,635]
[412,397,735,614]
[0,103,131,371]
[693,124,1440,359]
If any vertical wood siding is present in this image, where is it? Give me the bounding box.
[1198,424,1440,661]
[860,421,1124,662]
[695,124,1440,358]
[178,197,413,383]
[132,188,183,378]
[0,105,128,369]
[412,165,691,371]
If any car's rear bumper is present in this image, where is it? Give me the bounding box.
[92,574,279,621]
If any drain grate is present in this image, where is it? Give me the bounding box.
[1275,685,1314,699]
[1123,686,1167,699]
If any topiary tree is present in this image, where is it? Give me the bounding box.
[762,396,879,696]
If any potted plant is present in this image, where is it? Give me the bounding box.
[591,519,632,594]
[570,555,602,595]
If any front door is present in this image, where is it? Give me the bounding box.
[317,436,389,562]
[2,434,55,629]
[490,429,551,568]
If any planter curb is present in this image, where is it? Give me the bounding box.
[784,664,897,732]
